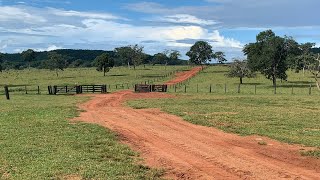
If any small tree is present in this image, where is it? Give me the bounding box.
[307,54,320,90]
[131,44,144,70]
[169,50,181,64]
[214,51,227,64]
[94,53,114,76]
[186,41,214,66]
[22,49,36,70]
[47,52,67,77]
[226,59,256,84]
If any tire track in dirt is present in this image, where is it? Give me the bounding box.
[74,67,320,180]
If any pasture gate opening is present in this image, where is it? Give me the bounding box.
[135,84,168,93]
[48,85,107,95]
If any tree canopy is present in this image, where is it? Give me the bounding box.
[243,30,296,87]
[226,59,256,84]
[47,52,67,77]
[186,41,214,65]
[94,53,115,76]
[22,49,36,69]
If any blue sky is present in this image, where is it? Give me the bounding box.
[0,0,320,60]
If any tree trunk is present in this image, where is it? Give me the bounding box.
[104,68,106,77]
[56,69,59,77]
[127,61,130,69]
[240,77,243,84]
[272,75,277,94]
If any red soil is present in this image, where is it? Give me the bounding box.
[165,66,203,85]
[74,68,320,180]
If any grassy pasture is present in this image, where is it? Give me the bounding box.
[168,65,320,96]
[0,94,163,179]
[0,65,189,179]
[0,65,189,94]
[128,65,320,157]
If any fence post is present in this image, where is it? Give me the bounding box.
[254,85,257,95]
[238,84,241,94]
[197,84,198,93]
[309,84,312,95]
[4,85,10,100]
[48,86,52,95]
[291,85,294,95]
[175,85,177,92]
[53,86,57,95]
[209,84,212,93]
[185,85,187,93]
[224,84,227,94]
[25,85,28,94]
[37,86,40,94]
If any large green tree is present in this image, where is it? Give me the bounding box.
[115,45,144,70]
[94,53,115,76]
[47,52,67,77]
[186,41,214,65]
[243,30,295,88]
[226,59,256,84]
[22,49,36,70]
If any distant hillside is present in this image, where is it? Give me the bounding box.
[1,49,187,70]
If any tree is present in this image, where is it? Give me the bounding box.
[115,44,144,70]
[186,41,214,66]
[22,49,36,70]
[243,30,294,88]
[94,53,114,76]
[115,46,133,69]
[131,44,145,70]
[169,50,181,63]
[226,59,256,84]
[306,53,320,90]
[47,52,67,77]
[153,52,168,66]
[298,43,315,75]
[214,51,227,64]
[0,52,3,72]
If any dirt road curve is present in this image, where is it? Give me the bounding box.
[75,68,320,180]
[165,66,203,85]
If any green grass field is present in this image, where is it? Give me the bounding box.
[0,94,162,179]
[0,65,189,94]
[128,65,320,157]
[168,65,320,96]
[0,64,319,179]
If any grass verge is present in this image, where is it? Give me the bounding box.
[0,94,162,179]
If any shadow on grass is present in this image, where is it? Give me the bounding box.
[109,74,129,77]
[287,81,312,85]
[141,75,164,78]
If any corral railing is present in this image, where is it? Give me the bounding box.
[135,84,168,93]
[48,85,107,95]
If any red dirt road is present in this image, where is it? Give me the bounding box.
[165,66,203,85]
[74,68,320,180]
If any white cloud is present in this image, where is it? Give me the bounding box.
[48,8,124,20]
[152,14,218,26]
[0,6,46,24]
[35,45,63,52]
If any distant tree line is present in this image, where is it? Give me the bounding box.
[0,47,188,71]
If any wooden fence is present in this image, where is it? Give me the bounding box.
[48,85,107,95]
[135,84,168,93]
